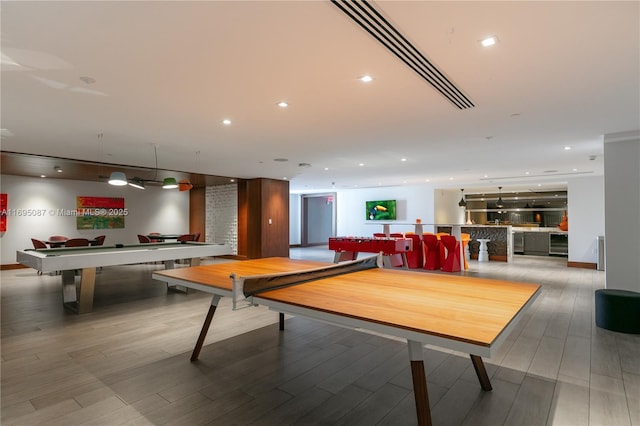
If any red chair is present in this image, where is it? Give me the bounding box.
[177,233,195,242]
[148,232,162,242]
[405,234,423,269]
[193,232,201,242]
[91,235,106,246]
[422,234,441,270]
[138,234,152,243]
[440,235,461,272]
[65,238,90,247]
[31,238,48,249]
[48,235,67,248]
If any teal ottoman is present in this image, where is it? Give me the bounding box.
[595,289,640,334]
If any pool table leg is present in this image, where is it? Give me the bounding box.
[62,267,96,314]
[77,267,96,314]
[163,259,189,293]
[61,270,76,305]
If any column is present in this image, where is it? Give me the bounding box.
[604,131,640,292]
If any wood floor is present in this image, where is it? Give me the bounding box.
[1,249,638,425]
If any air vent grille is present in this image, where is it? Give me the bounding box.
[332,0,474,109]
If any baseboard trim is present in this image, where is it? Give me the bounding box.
[567,261,597,270]
[1,264,29,271]
[470,254,507,262]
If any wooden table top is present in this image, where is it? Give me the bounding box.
[152,257,327,292]
[153,257,540,348]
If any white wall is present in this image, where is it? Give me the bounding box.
[567,176,605,264]
[336,184,436,236]
[1,174,189,264]
[434,189,466,225]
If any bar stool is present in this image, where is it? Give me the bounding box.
[460,233,470,270]
[477,239,491,262]
[422,233,441,270]
[404,234,423,269]
[440,235,461,272]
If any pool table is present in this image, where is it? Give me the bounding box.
[16,242,231,313]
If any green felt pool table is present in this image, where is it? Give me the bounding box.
[17,242,231,313]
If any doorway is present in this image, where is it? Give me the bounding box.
[301,193,336,246]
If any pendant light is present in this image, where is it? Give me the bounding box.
[458,189,467,207]
[108,171,128,186]
[162,177,178,189]
[496,186,505,208]
[178,179,193,191]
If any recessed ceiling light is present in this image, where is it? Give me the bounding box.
[222,119,231,125]
[324,167,329,171]
[54,166,63,173]
[40,174,46,178]
[449,177,454,180]
[401,158,407,162]
[525,171,530,175]
[564,146,571,150]
[277,101,288,108]
[573,168,578,172]
[230,179,235,182]
[359,75,373,83]
[480,36,498,47]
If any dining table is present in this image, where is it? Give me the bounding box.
[45,238,98,247]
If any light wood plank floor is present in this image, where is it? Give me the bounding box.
[2,248,638,425]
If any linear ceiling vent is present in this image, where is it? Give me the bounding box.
[332,0,474,110]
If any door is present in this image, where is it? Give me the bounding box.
[302,193,336,246]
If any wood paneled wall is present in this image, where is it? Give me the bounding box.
[189,187,206,241]
[237,178,289,258]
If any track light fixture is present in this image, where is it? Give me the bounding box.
[128,177,145,190]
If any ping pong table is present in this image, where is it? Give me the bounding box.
[152,255,540,426]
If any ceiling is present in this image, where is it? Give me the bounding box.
[1,1,638,195]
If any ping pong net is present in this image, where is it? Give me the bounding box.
[231,255,382,310]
